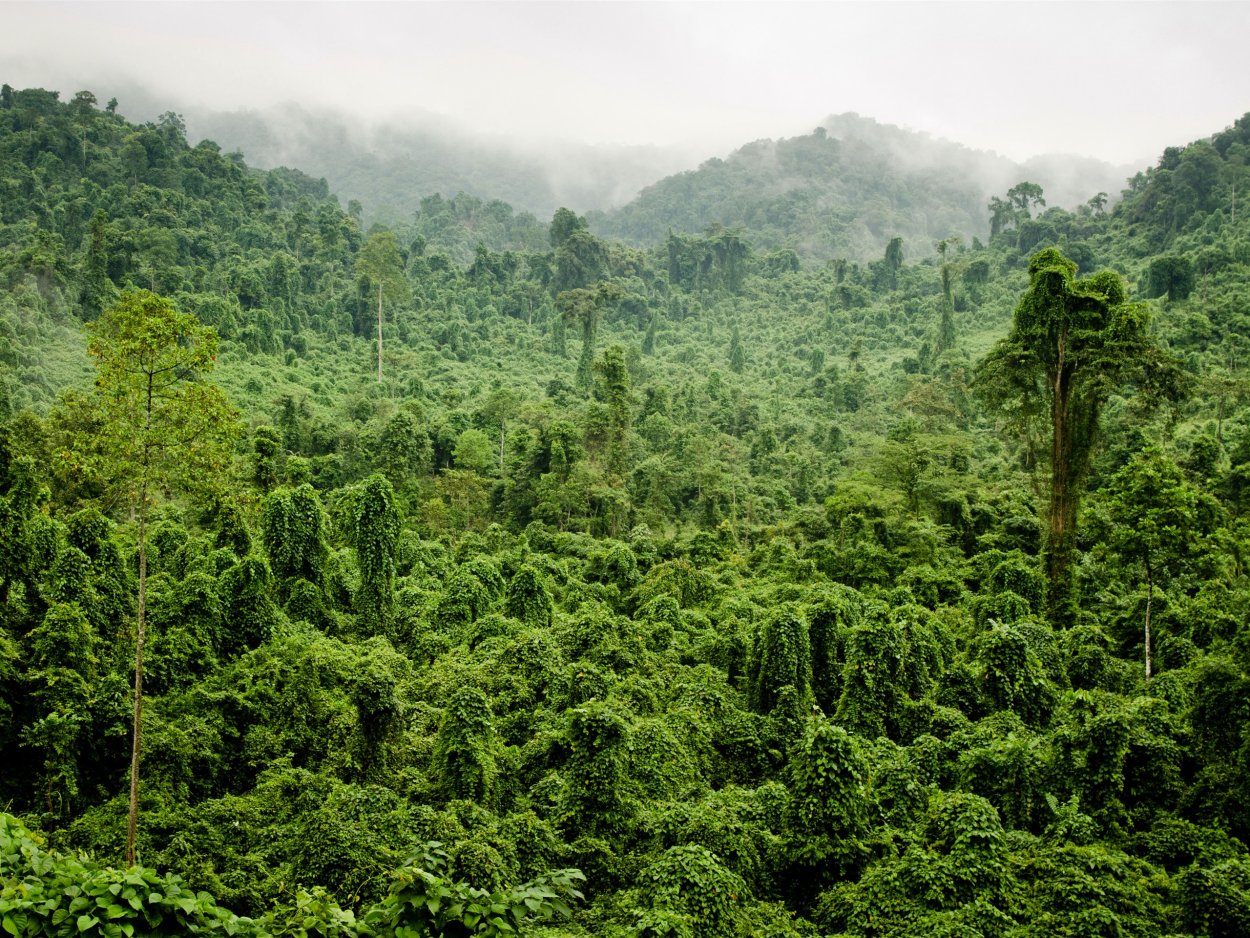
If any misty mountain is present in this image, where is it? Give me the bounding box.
[590,113,1138,262]
[120,95,700,226]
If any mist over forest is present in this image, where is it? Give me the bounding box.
[3,62,1250,938]
[105,83,1133,253]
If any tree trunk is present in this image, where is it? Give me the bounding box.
[126,372,154,866]
[376,287,384,382]
[125,510,146,866]
[1144,560,1154,681]
[1045,352,1079,628]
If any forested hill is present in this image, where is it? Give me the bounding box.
[175,99,695,227]
[5,82,1250,938]
[590,112,1132,262]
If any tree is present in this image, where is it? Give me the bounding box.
[83,289,237,865]
[976,249,1184,625]
[344,474,400,632]
[592,345,633,479]
[1146,255,1195,301]
[557,281,623,392]
[988,196,1015,239]
[935,236,960,353]
[785,718,868,883]
[355,231,408,382]
[1104,447,1201,679]
[882,236,904,290]
[433,686,498,804]
[729,324,745,374]
[1007,181,1046,218]
[79,210,116,320]
[747,603,811,715]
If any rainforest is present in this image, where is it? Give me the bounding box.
[2,81,1250,938]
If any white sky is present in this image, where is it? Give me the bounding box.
[2,1,1248,165]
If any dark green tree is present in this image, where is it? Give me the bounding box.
[882,236,903,290]
[433,686,498,804]
[785,718,868,889]
[344,474,400,632]
[976,248,1183,625]
[728,325,745,374]
[747,603,811,714]
[557,281,624,392]
[261,483,329,588]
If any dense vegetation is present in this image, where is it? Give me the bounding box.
[3,84,1250,937]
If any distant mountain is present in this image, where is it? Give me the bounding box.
[145,100,698,226]
[590,113,1138,262]
[104,87,1138,264]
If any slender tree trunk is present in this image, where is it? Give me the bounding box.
[1046,344,1079,628]
[126,373,154,866]
[377,287,384,382]
[1144,559,1154,681]
[125,506,147,866]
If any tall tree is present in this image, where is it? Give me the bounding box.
[344,474,400,632]
[355,231,408,382]
[882,236,904,290]
[1104,447,1201,680]
[83,289,237,864]
[976,248,1183,626]
[557,282,623,392]
[1006,181,1046,218]
[935,236,960,353]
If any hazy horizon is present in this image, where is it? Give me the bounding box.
[3,1,1249,170]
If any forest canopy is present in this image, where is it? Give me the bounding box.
[3,84,1250,938]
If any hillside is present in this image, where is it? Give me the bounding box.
[3,82,1250,938]
[167,98,697,226]
[591,112,1134,262]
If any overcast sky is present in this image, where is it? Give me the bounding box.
[3,1,1248,166]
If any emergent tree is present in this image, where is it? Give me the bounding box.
[85,289,237,864]
[976,248,1183,626]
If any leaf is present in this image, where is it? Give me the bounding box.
[77,914,100,932]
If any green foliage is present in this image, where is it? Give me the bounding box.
[747,603,811,715]
[341,475,400,632]
[434,687,499,805]
[976,248,1183,625]
[785,718,868,876]
[262,485,329,587]
[504,565,553,627]
[974,624,1056,726]
[562,702,632,838]
[0,812,249,936]
[365,842,584,938]
[634,845,748,938]
[4,85,1250,938]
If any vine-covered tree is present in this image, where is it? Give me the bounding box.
[976,248,1183,625]
[343,474,400,632]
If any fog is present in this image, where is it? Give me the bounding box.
[4,1,1248,167]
